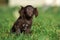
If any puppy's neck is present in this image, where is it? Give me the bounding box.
[25,16,33,20]
[20,15,32,20]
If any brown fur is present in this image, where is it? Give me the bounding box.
[11,5,38,34]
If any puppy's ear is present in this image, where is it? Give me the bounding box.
[34,8,38,17]
[19,6,24,17]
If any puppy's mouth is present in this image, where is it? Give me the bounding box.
[26,15,32,18]
[25,15,32,20]
[28,14,33,17]
[29,14,32,17]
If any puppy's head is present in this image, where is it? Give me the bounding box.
[19,5,38,18]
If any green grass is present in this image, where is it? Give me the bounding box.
[0,6,60,40]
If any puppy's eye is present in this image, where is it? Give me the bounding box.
[27,7,33,11]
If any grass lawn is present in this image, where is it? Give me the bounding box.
[0,6,60,40]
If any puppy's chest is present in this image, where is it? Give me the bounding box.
[22,23,28,27]
[22,19,32,27]
[18,19,32,28]
[22,21,30,27]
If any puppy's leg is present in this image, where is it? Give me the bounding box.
[15,26,21,35]
[25,28,31,34]
[16,29,21,34]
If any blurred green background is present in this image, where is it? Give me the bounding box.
[0,0,60,40]
[0,6,60,40]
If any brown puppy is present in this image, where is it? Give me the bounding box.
[11,5,38,34]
